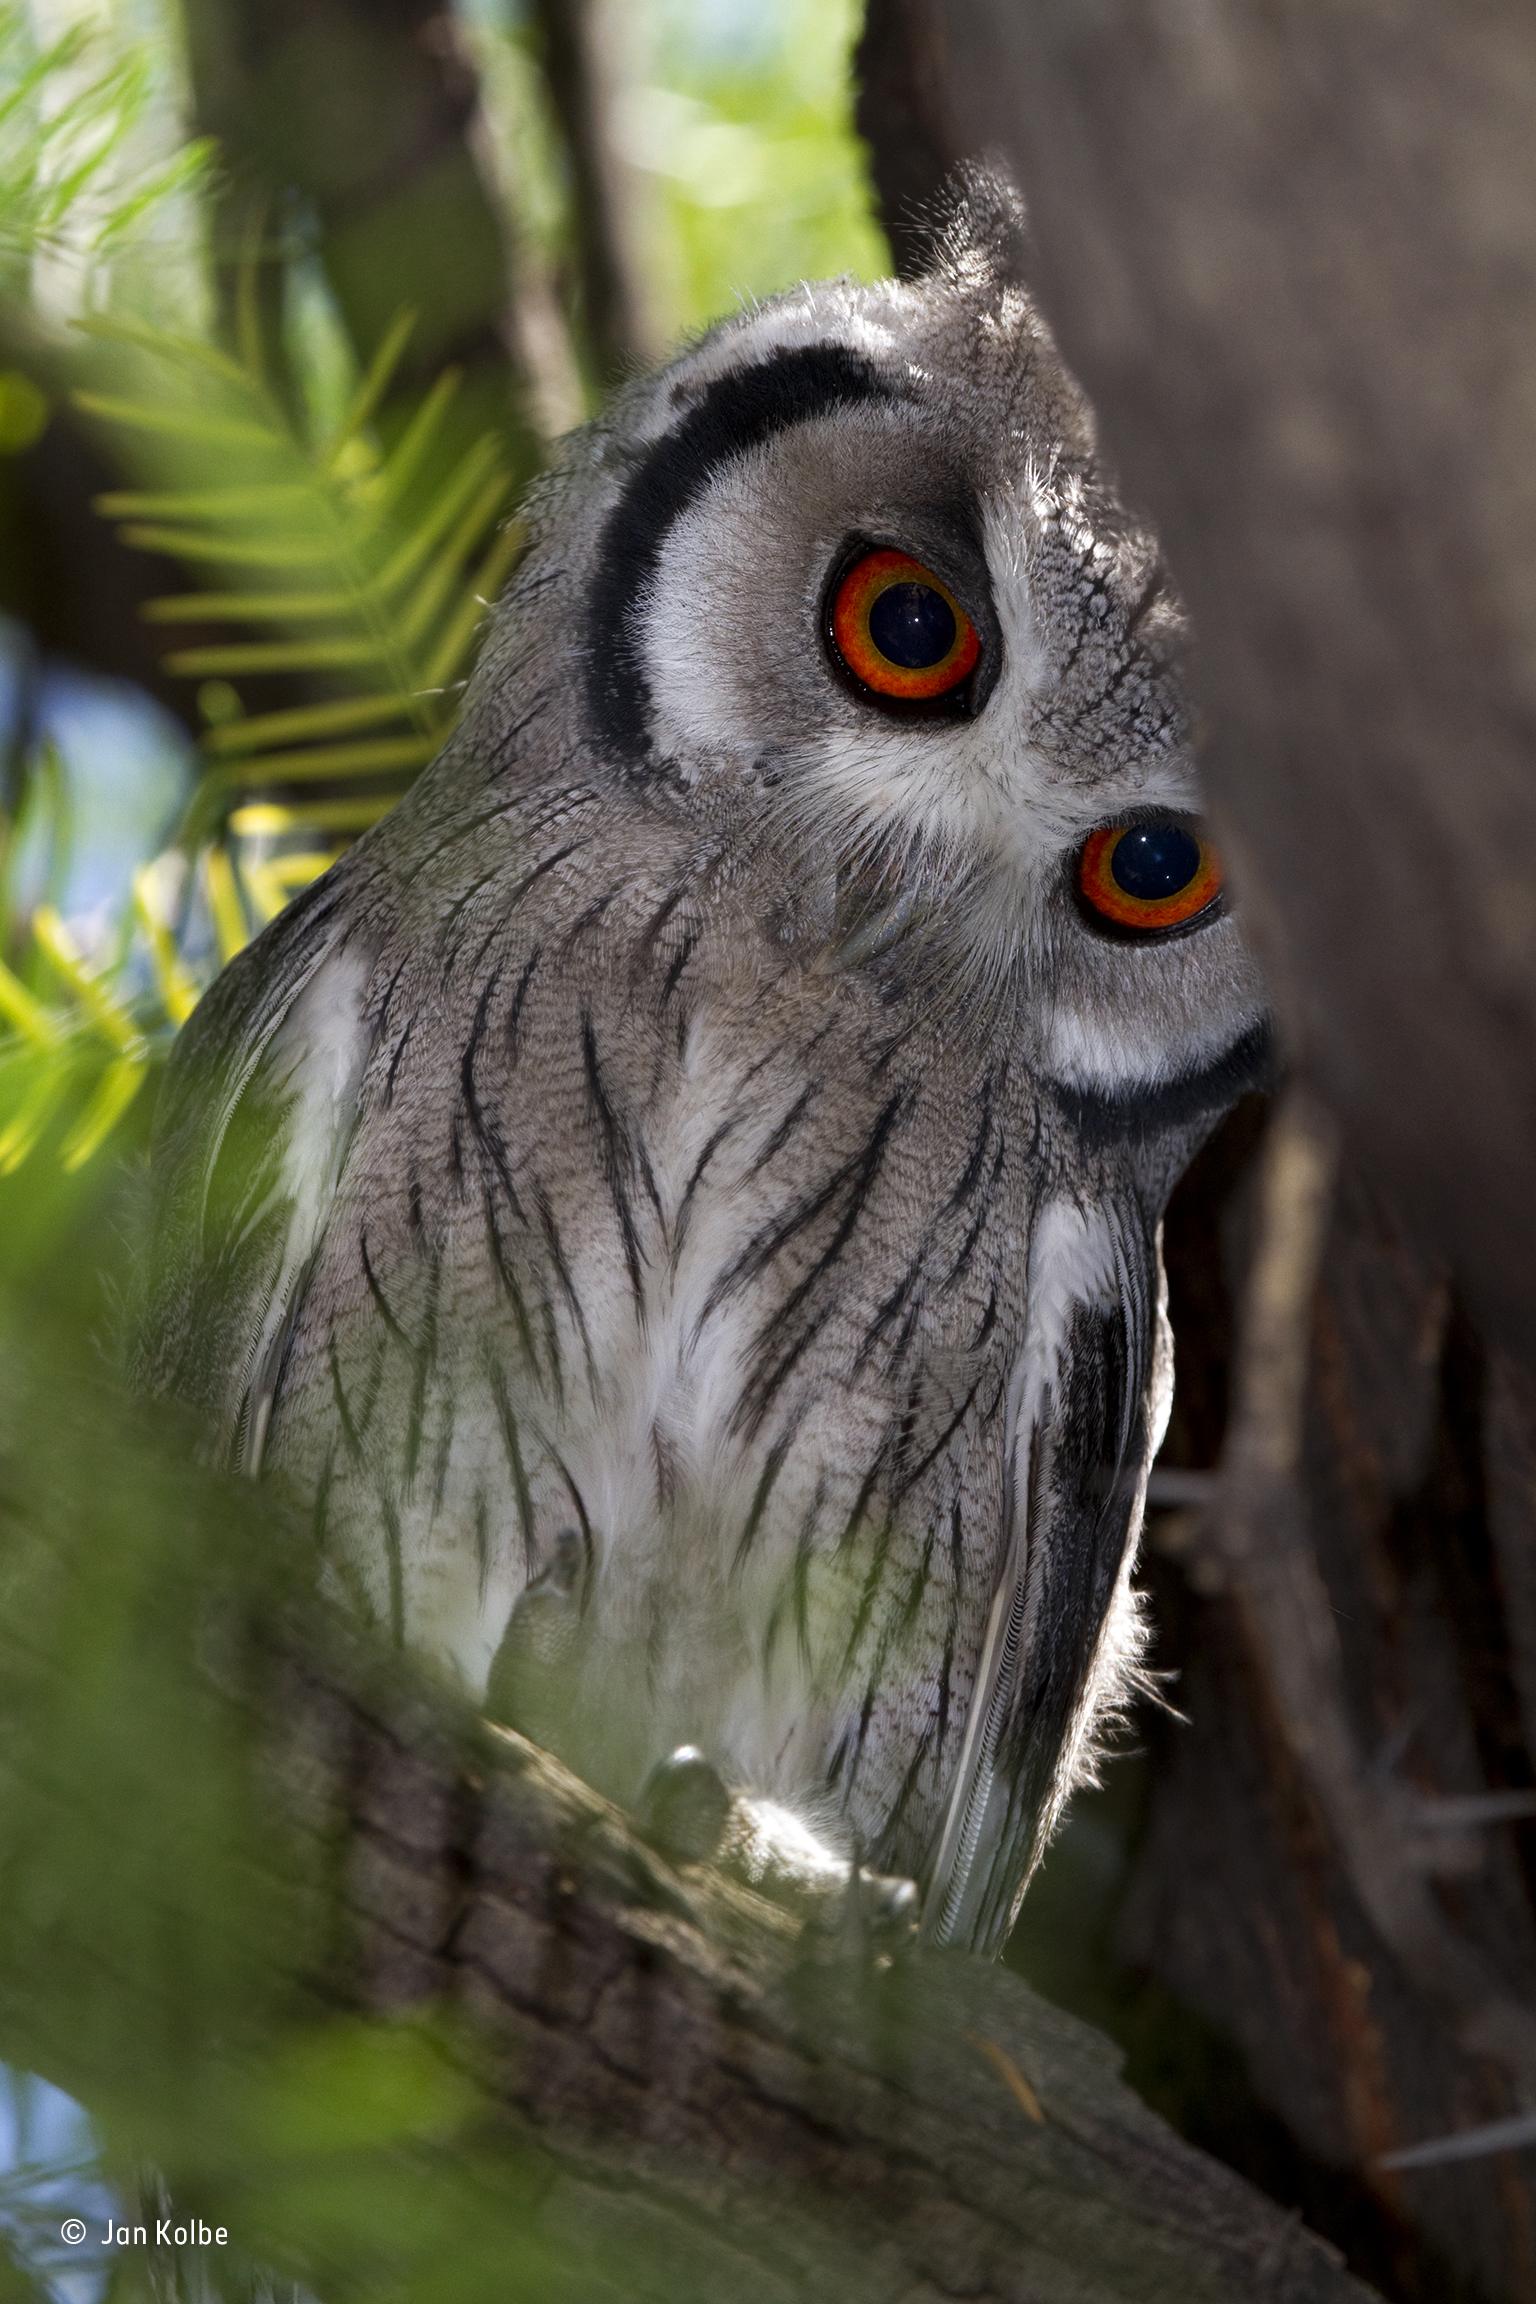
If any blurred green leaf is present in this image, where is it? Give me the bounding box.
[0,1305,628,2303]
[0,8,895,2296]
[0,4,212,285]
[75,311,519,847]
[241,2023,479,2161]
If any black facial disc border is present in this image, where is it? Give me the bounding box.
[1051,1020,1275,1149]
[586,343,901,770]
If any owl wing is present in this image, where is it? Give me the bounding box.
[136,868,374,1473]
[921,1204,1162,1955]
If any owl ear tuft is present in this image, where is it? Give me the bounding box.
[920,162,1031,301]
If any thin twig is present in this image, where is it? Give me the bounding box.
[1379,2112,1536,2172]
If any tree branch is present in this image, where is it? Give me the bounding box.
[853,1,957,280]
[266,1650,1383,2304]
[0,1601,1379,2304]
[180,0,575,460]
[528,0,656,384]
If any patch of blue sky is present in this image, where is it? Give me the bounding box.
[0,2068,116,2304]
[0,617,192,948]
[650,0,783,65]
[455,0,779,64]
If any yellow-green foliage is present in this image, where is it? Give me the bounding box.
[0,11,894,2294]
[0,313,520,1184]
[640,0,886,336]
[79,305,523,887]
[0,0,886,1192]
[0,0,211,282]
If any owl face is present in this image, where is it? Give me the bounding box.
[527,236,1267,1119]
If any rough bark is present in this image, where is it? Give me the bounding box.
[1132,1110,1536,2304]
[114,1649,1385,2304]
[855,0,1536,1367]
[853,11,1536,2301]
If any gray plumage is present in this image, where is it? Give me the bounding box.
[138,179,1267,1953]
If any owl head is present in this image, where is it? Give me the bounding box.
[459,168,1266,1123]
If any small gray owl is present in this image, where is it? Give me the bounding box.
[139,179,1267,1954]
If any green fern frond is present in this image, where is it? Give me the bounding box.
[76,309,521,865]
[131,869,199,1027]
[0,840,298,1179]
[0,907,152,1176]
[3,300,525,1181]
[0,5,213,276]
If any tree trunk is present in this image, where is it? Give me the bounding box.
[856,0,1536,1365]
[180,0,575,461]
[853,10,1536,2300]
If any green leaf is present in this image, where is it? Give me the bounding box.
[73,391,276,449]
[204,693,418,757]
[206,734,439,789]
[88,311,515,853]
[163,637,392,676]
[326,306,419,462]
[240,2020,477,2160]
[117,524,344,568]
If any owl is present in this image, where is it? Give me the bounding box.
[138,178,1267,1955]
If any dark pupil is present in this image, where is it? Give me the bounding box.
[867,580,956,670]
[1111,822,1202,902]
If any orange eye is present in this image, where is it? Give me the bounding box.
[1078,820,1223,935]
[828,546,981,705]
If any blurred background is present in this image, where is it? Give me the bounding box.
[0,0,881,1271]
[0,6,891,2297]
[3,4,1536,2302]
